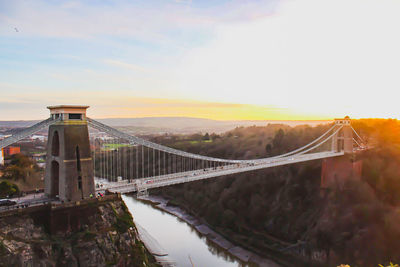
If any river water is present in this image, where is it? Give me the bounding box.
[122,195,254,267]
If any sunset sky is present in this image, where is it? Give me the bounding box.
[1,0,400,120]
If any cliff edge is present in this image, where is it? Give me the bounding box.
[0,196,159,267]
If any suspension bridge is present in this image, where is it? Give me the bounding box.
[0,106,365,201]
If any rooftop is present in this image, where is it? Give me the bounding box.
[47,105,89,110]
[47,105,90,116]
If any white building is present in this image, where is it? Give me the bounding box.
[0,134,11,140]
[30,135,46,141]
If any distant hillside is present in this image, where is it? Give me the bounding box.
[0,117,329,134]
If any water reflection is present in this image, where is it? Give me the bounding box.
[122,195,253,267]
[204,239,257,267]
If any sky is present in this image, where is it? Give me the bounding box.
[1,0,400,120]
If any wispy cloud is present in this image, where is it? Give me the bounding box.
[103,59,149,73]
[174,0,192,4]
[2,0,399,120]
[60,1,82,9]
[0,0,279,41]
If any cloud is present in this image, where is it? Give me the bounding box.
[0,80,301,120]
[174,0,192,4]
[176,0,400,119]
[0,0,279,41]
[60,1,82,9]
[2,0,399,120]
[103,59,149,73]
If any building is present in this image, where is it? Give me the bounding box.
[0,146,20,165]
[31,152,46,162]
[30,135,46,142]
[31,152,46,168]
[3,146,21,157]
[0,134,12,140]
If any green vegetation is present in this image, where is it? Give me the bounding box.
[379,263,399,267]
[111,202,135,233]
[0,153,44,192]
[131,240,160,267]
[316,119,400,265]
[174,139,213,145]
[188,139,212,144]
[103,143,131,150]
[0,240,7,255]
[153,120,400,266]
[82,230,97,241]
[0,180,19,198]
[161,123,331,160]
[1,153,41,181]
[108,202,159,266]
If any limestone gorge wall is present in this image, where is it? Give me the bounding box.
[0,196,159,267]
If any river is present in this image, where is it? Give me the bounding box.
[123,194,259,267]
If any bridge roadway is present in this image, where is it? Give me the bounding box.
[99,151,344,194]
[0,151,344,213]
[0,193,50,213]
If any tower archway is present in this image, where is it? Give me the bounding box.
[51,160,59,197]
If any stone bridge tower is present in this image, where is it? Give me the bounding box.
[331,117,353,154]
[321,116,362,190]
[44,105,95,202]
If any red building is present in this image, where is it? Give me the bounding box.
[3,146,21,157]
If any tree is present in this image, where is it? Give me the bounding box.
[272,128,285,149]
[210,133,220,140]
[1,154,37,181]
[221,209,236,229]
[9,153,32,168]
[2,165,26,180]
[0,181,19,198]
[265,143,272,155]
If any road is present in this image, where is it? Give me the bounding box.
[0,193,50,212]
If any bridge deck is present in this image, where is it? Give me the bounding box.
[99,151,344,194]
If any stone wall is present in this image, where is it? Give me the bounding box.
[321,155,362,190]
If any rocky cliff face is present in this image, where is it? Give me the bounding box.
[0,198,158,267]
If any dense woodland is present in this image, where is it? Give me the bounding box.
[153,119,400,266]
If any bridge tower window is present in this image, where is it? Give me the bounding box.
[69,113,82,120]
[51,131,60,156]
